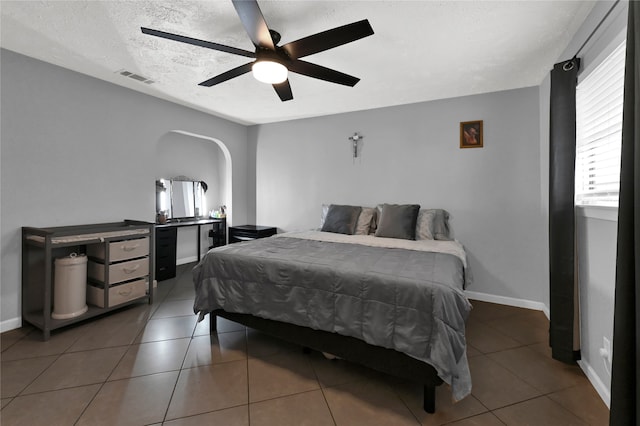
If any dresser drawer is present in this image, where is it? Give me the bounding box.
[87,237,149,262]
[87,278,147,308]
[88,257,149,285]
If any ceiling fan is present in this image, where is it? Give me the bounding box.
[141,0,374,101]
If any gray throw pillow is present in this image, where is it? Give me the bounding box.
[321,205,362,235]
[415,209,452,240]
[431,209,452,240]
[375,204,421,240]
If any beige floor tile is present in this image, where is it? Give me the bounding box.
[23,346,127,394]
[77,371,179,426]
[488,346,588,393]
[395,381,488,426]
[182,331,247,368]
[153,282,173,301]
[108,337,191,380]
[163,405,249,426]
[250,389,335,426]
[107,302,154,324]
[527,341,553,358]
[0,324,90,361]
[193,316,213,336]
[0,326,32,352]
[445,412,505,426]
[67,315,147,352]
[1,398,12,409]
[0,384,100,426]
[152,299,196,319]
[135,315,197,343]
[494,395,588,425]
[248,351,320,402]
[1,355,58,398]
[323,379,419,426]
[166,361,248,420]
[548,384,610,425]
[465,321,522,354]
[308,351,379,388]
[165,283,196,301]
[486,311,548,345]
[468,355,541,410]
[466,344,482,358]
[246,328,299,359]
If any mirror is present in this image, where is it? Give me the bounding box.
[156,178,205,221]
[172,181,195,218]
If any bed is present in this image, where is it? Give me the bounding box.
[192,204,472,413]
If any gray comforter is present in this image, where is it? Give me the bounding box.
[193,233,472,400]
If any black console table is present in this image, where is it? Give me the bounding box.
[229,225,277,243]
[155,218,226,280]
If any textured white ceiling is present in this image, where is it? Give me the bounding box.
[1,1,595,125]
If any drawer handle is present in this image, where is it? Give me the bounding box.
[122,264,140,274]
[121,244,140,252]
[117,287,133,297]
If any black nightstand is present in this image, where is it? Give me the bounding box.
[229,225,277,243]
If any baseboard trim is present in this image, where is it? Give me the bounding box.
[465,290,549,318]
[1,317,22,333]
[577,359,611,408]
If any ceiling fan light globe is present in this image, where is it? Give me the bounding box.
[252,60,288,84]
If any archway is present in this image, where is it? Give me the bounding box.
[156,130,233,263]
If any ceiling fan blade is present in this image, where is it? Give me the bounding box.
[288,59,360,87]
[281,19,374,59]
[231,0,275,49]
[198,62,254,87]
[141,27,255,58]
[273,80,293,101]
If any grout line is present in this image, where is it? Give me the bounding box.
[308,351,338,426]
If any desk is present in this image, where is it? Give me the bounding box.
[154,218,226,280]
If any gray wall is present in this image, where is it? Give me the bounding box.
[0,49,249,329]
[250,86,548,305]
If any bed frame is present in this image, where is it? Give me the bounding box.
[210,309,443,413]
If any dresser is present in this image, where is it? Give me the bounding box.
[229,225,277,243]
[22,221,154,340]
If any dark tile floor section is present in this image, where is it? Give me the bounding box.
[1,264,609,425]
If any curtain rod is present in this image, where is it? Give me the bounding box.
[572,0,621,60]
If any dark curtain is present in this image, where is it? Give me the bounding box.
[610,1,640,424]
[549,57,581,364]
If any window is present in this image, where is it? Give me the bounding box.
[575,40,625,207]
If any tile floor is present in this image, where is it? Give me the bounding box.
[1,264,609,425]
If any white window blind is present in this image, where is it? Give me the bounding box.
[575,40,625,207]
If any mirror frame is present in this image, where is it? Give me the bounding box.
[156,177,205,221]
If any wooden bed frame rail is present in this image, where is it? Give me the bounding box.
[210,310,443,413]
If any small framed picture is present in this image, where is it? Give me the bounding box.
[460,120,483,148]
